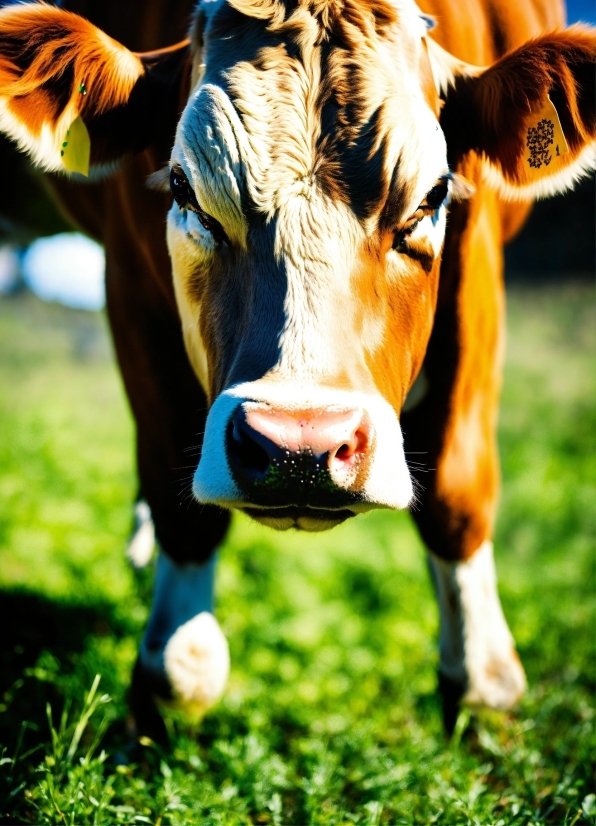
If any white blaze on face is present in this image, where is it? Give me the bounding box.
[272,185,366,380]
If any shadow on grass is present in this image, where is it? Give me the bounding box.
[0,588,133,681]
[0,588,137,753]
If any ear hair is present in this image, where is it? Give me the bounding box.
[0,5,191,176]
[424,36,483,97]
[147,165,171,192]
[450,172,475,201]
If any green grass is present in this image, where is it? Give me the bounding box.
[0,284,594,825]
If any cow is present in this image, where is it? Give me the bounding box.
[0,0,593,743]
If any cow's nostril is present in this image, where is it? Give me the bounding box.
[336,443,351,461]
[332,426,369,464]
[354,427,369,454]
[227,418,271,479]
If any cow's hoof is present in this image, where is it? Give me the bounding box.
[438,671,466,736]
[162,611,230,717]
[439,650,526,734]
[130,657,170,746]
[464,649,527,711]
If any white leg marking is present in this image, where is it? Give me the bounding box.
[429,540,526,710]
[140,550,230,716]
[164,613,230,716]
[126,500,155,569]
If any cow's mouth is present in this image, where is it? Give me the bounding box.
[241,506,355,532]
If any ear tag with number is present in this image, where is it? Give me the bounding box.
[524,95,569,174]
[60,115,90,177]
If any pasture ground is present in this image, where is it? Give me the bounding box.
[0,283,594,825]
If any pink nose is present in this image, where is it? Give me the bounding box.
[246,406,369,463]
[227,403,370,486]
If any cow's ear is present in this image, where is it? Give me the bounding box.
[435,27,596,199]
[0,4,190,177]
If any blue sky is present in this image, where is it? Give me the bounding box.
[567,0,596,24]
[22,234,105,311]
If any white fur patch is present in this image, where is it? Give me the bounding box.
[139,550,229,715]
[429,541,526,710]
[126,500,155,569]
[481,143,596,202]
[163,612,230,716]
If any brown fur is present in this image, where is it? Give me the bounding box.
[0,5,143,133]
[0,4,191,168]
[14,0,230,567]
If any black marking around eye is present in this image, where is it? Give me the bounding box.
[399,242,435,274]
[170,165,199,210]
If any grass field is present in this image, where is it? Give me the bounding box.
[0,284,594,825]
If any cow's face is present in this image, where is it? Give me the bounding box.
[167,0,451,529]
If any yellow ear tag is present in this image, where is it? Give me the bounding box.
[524,95,569,175]
[60,115,90,177]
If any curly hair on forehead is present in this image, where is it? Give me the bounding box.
[191,0,398,43]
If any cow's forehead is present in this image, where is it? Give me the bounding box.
[179,0,446,228]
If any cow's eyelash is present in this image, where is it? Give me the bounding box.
[392,175,453,251]
[392,220,420,251]
[169,165,229,245]
[421,175,451,210]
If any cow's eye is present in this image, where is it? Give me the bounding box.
[423,179,449,210]
[169,165,228,245]
[392,176,451,252]
[170,166,198,210]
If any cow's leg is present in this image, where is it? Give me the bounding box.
[126,500,231,713]
[427,542,525,731]
[95,163,232,740]
[132,549,230,741]
[402,180,526,731]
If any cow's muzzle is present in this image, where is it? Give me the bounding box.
[193,384,413,526]
[224,403,370,527]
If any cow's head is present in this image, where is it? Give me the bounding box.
[0,1,594,530]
